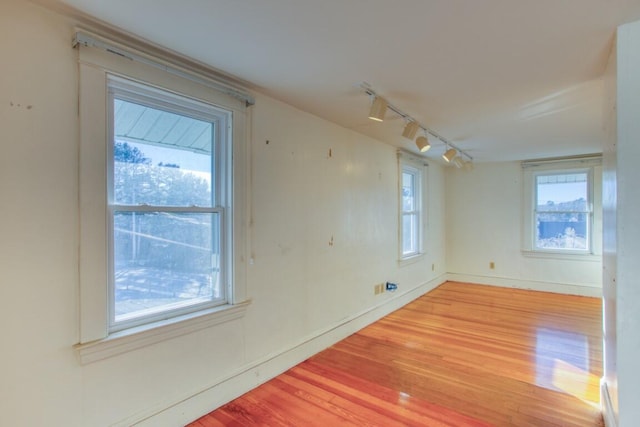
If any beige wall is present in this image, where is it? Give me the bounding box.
[0,1,445,425]
[446,162,602,295]
[0,1,82,425]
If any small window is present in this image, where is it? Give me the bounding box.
[400,162,423,259]
[108,77,231,332]
[533,171,591,252]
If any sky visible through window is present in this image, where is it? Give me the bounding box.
[537,173,587,205]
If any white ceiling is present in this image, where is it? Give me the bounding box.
[53,0,640,162]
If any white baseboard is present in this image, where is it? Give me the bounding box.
[446,273,602,297]
[601,378,618,427]
[120,274,446,427]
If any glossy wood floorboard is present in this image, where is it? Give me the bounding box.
[189,282,603,426]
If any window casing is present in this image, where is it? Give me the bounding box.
[533,170,591,253]
[522,156,602,257]
[77,32,250,362]
[107,77,232,332]
[398,153,426,261]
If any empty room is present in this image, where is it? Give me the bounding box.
[2,1,640,426]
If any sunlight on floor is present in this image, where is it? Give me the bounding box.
[535,328,600,405]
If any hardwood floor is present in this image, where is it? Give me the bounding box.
[189,282,603,426]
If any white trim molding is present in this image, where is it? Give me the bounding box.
[75,300,251,364]
[601,378,618,427]
[446,273,602,297]
[76,29,251,350]
[73,31,255,106]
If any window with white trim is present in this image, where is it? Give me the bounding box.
[108,77,231,332]
[76,32,250,361]
[399,153,425,260]
[534,171,591,252]
[522,156,602,257]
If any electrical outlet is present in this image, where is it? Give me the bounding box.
[374,283,385,295]
[490,261,495,269]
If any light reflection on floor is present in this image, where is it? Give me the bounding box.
[398,391,411,405]
[535,328,600,404]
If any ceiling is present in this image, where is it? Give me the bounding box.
[49,0,640,162]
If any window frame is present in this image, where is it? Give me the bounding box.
[532,169,592,254]
[106,76,232,332]
[76,32,250,363]
[521,157,602,258]
[398,152,426,262]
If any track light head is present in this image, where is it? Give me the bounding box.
[402,121,420,140]
[453,156,464,168]
[443,148,457,162]
[463,160,474,171]
[415,136,431,152]
[368,97,387,122]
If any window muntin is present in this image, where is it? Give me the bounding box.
[401,166,422,258]
[108,78,230,331]
[534,171,591,252]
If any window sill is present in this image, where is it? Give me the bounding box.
[398,253,425,267]
[521,250,601,262]
[75,300,251,365]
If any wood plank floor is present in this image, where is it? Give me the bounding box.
[189,282,603,426]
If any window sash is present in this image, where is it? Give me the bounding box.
[107,206,227,331]
[107,77,231,332]
[532,169,592,253]
[400,163,423,259]
[536,209,590,214]
[402,212,420,256]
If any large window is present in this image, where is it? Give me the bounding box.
[534,171,591,252]
[521,156,601,257]
[108,77,230,331]
[77,32,250,362]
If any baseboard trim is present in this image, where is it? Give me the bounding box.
[118,274,446,426]
[601,378,617,427]
[446,273,602,297]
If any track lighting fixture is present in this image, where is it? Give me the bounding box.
[402,121,420,140]
[415,135,431,152]
[368,97,387,122]
[358,83,473,169]
[443,148,457,162]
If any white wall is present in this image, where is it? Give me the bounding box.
[0,1,445,425]
[602,19,640,427]
[446,162,602,295]
[601,25,619,426]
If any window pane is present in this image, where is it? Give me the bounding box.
[536,212,588,250]
[113,99,213,207]
[403,213,418,255]
[402,172,415,212]
[113,212,221,323]
[536,173,588,212]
